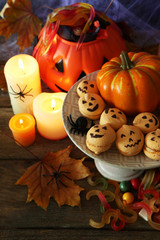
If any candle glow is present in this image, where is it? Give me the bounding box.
[18,58,24,70]
[18,58,25,75]
[9,113,36,147]
[51,99,55,110]
[19,118,24,128]
[33,92,67,140]
[4,54,42,115]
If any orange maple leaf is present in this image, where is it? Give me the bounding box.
[0,0,42,51]
[16,145,91,210]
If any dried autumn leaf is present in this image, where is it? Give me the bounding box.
[0,0,42,51]
[16,145,91,210]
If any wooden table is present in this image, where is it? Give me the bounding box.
[0,73,160,240]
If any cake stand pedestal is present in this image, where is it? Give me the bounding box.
[94,159,144,182]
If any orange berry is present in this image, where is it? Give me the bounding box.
[122,192,134,204]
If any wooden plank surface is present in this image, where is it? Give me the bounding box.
[0,157,152,230]
[0,229,160,240]
[0,92,159,239]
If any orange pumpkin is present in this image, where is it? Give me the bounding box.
[97,51,160,115]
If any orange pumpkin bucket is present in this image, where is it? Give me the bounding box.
[33,3,126,92]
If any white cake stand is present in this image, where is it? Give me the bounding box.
[94,159,143,181]
[62,71,160,182]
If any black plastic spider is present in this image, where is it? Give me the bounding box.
[43,164,72,190]
[9,84,33,102]
[67,114,94,136]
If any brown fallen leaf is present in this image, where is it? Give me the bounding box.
[16,145,91,210]
[0,0,42,51]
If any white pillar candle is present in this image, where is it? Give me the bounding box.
[33,92,67,140]
[4,54,41,115]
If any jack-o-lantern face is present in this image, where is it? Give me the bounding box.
[77,79,99,97]
[133,112,159,134]
[90,124,108,138]
[116,125,144,156]
[145,129,160,149]
[78,93,105,120]
[100,108,127,130]
[143,129,160,160]
[33,15,126,92]
[86,123,116,154]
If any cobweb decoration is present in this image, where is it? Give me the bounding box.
[31,0,160,48]
[106,0,160,47]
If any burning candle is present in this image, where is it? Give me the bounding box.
[4,54,41,115]
[33,92,67,140]
[9,113,36,147]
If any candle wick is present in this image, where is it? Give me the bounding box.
[51,99,55,110]
[20,119,24,128]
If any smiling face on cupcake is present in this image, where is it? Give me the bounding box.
[77,79,99,97]
[133,112,159,133]
[143,128,160,160]
[116,125,144,156]
[86,123,116,154]
[89,124,110,139]
[100,108,127,130]
[78,93,105,120]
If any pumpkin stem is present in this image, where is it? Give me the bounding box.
[120,51,134,70]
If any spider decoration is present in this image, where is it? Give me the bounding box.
[9,84,33,102]
[67,114,94,136]
[43,164,72,190]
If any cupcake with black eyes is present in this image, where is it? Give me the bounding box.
[77,79,99,97]
[86,123,116,154]
[143,128,160,160]
[99,108,127,130]
[78,93,105,120]
[133,112,159,134]
[116,125,144,156]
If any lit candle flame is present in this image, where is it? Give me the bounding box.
[18,58,25,71]
[19,118,24,128]
[19,119,23,124]
[51,99,55,109]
